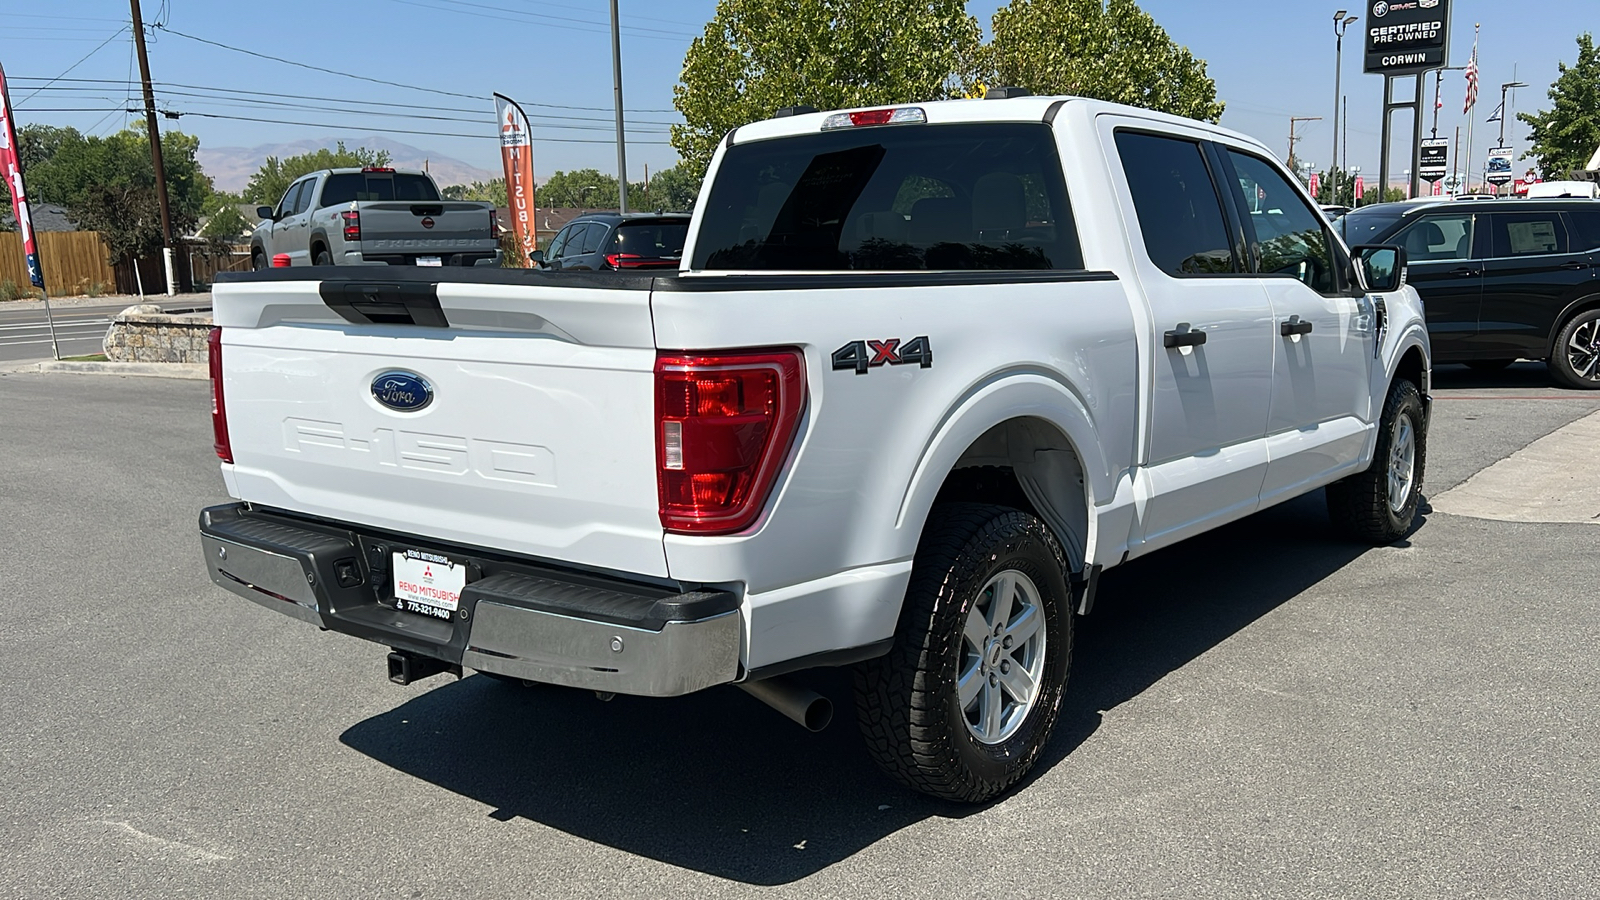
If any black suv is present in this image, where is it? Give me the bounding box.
[531,213,689,271]
[1336,199,1600,388]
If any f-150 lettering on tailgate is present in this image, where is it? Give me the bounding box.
[281,418,555,486]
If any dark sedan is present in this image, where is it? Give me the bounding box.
[531,213,689,271]
[1335,199,1600,388]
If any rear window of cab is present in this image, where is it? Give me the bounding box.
[691,123,1083,271]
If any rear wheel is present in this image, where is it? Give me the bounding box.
[251,249,267,271]
[313,248,334,267]
[1549,309,1600,389]
[854,503,1073,803]
[1327,379,1426,542]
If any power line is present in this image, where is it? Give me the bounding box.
[16,27,129,105]
[20,81,684,126]
[377,0,704,39]
[121,32,680,113]
[152,25,487,102]
[169,109,672,144]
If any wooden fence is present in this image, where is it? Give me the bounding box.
[0,231,117,296]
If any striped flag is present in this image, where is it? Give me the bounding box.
[1463,43,1479,113]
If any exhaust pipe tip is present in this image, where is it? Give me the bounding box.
[737,677,833,732]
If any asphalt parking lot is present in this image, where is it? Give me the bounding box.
[2,363,1597,899]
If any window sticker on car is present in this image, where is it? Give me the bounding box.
[1507,220,1558,254]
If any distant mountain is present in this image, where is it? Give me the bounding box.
[197,136,499,192]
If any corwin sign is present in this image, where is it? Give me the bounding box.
[1364,0,1449,76]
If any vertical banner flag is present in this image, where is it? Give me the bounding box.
[1308,173,1320,199]
[0,63,44,289]
[1354,176,1365,202]
[494,93,536,265]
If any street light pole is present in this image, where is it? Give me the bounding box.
[609,0,629,214]
[1497,81,1527,147]
[1332,11,1356,193]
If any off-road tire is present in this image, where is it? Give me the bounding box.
[853,503,1073,803]
[1549,308,1600,390]
[313,248,334,267]
[1327,378,1427,542]
[251,250,267,271]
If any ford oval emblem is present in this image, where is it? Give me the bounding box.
[371,371,434,412]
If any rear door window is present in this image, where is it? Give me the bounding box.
[578,222,608,254]
[1392,213,1476,261]
[691,122,1082,271]
[277,181,307,219]
[1113,131,1237,276]
[1489,212,1569,257]
[545,224,576,259]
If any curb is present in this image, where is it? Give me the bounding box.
[35,360,208,380]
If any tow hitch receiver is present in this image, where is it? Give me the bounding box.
[387,649,460,685]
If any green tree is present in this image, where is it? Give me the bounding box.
[672,0,983,179]
[243,142,391,206]
[1518,33,1600,179]
[12,127,212,264]
[441,178,506,202]
[199,191,251,242]
[537,168,640,208]
[986,0,1224,123]
[643,164,702,211]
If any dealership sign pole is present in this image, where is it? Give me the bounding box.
[493,93,537,267]
[0,62,59,360]
[1365,0,1451,201]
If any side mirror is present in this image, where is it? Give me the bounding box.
[527,249,545,266]
[256,206,275,221]
[1352,244,1407,293]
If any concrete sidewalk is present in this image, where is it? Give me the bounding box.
[1432,408,1600,524]
[0,358,206,380]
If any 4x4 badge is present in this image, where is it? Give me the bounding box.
[832,337,932,375]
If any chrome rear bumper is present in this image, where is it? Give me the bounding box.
[198,504,741,697]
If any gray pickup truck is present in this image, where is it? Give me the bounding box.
[250,167,500,269]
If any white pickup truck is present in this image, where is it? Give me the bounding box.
[199,95,1430,802]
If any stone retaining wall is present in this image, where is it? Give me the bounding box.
[102,304,214,364]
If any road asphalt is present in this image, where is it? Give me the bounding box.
[1,362,1596,899]
[0,295,211,363]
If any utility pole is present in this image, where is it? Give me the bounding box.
[609,0,629,213]
[129,0,175,296]
[1289,116,1322,174]
[1331,10,1356,195]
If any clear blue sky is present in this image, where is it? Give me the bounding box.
[1,0,1591,186]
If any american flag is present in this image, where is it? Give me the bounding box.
[1464,44,1479,113]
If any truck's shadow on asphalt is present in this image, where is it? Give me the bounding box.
[340,491,1398,884]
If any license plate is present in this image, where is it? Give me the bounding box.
[416,256,442,267]
[392,550,466,620]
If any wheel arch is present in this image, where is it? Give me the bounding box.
[895,374,1110,578]
[1544,292,1600,360]
[309,230,331,259]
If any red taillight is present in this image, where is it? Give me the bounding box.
[341,209,361,242]
[606,252,643,269]
[208,327,232,463]
[655,348,806,534]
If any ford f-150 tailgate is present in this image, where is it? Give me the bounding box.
[211,270,667,577]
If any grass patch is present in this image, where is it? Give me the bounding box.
[61,353,108,362]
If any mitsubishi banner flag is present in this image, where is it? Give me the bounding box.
[494,93,537,265]
[0,62,44,289]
